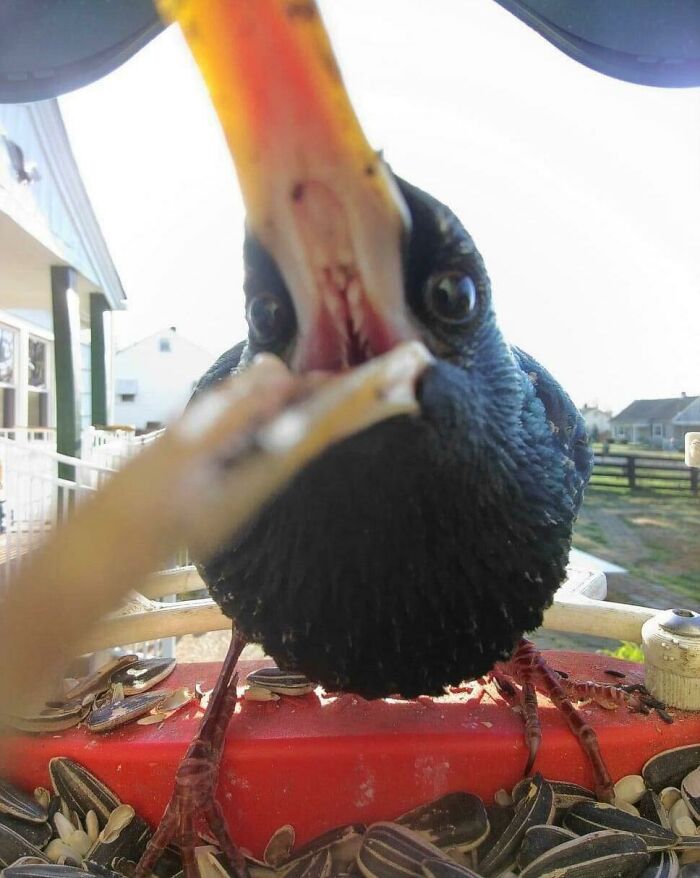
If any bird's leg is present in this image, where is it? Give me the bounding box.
[490,668,542,777]
[135,628,249,878]
[496,639,615,803]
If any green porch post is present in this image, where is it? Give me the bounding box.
[51,266,82,473]
[90,293,110,427]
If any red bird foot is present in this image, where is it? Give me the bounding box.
[135,631,249,878]
[493,639,669,802]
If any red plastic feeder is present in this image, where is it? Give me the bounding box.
[3,651,698,858]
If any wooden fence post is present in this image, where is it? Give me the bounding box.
[691,468,698,496]
[627,455,636,490]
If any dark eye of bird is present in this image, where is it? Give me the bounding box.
[424,272,478,327]
[246,292,291,346]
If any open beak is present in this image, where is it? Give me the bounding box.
[156,0,418,371]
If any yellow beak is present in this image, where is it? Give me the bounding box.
[156,0,417,370]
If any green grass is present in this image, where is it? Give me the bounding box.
[573,489,700,604]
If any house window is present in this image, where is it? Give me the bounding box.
[159,338,171,352]
[653,423,663,438]
[27,337,49,429]
[119,393,136,403]
[0,324,17,428]
[617,426,626,438]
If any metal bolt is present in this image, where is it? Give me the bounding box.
[658,608,700,638]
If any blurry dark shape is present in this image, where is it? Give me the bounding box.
[0,135,40,184]
[0,0,698,103]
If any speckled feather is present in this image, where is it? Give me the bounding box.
[191,179,593,699]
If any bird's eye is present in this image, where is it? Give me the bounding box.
[424,273,478,326]
[246,292,292,346]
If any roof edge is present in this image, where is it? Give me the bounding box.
[25,99,127,310]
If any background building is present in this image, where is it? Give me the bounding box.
[611,394,699,449]
[579,404,612,441]
[114,327,214,432]
[0,100,125,456]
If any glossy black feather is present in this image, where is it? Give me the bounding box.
[192,178,593,698]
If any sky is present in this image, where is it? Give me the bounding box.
[59,0,700,414]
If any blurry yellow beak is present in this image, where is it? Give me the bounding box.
[156,0,417,370]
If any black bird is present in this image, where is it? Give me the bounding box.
[136,5,657,877]
[196,176,592,701]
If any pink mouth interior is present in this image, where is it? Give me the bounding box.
[296,268,406,372]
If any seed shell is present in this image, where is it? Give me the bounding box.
[421,857,482,878]
[245,668,314,696]
[2,866,90,878]
[281,823,365,872]
[564,801,676,851]
[396,793,489,851]
[86,805,152,866]
[49,759,120,828]
[264,825,295,867]
[0,822,49,868]
[0,813,52,850]
[518,829,649,878]
[640,851,680,878]
[0,781,48,825]
[644,747,700,794]
[517,825,578,870]
[639,791,672,830]
[110,659,177,696]
[63,655,139,703]
[681,768,700,822]
[86,691,172,733]
[357,822,447,878]
[479,775,555,876]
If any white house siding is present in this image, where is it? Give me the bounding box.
[114,329,214,431]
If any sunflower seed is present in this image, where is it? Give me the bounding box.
[518,829,649,878]
[670,801,692,830]
[640,851,680,878]
[0,813,51,852]
[245,669,314,696]
[673,817,697,838]
[478,803,515,862]
[244,687,280,702]
[63,656,139,703]
[479,775,555,876]
[86,691,172,733]
[85,812,99,846]
[663,791,684,813]
[421,857,482,878]
[0,823,49,867]
[639,791,673,830]
[280,823,365,873]
[681,768,700,823]
[0,780,48,824]
[49,760,120,828]
[294,850,332,878]
[357,822,447,878]
[517,825,578,870]
[644,748,700,794]
[44,838,83,865]
[264,825,295,867]
[615,776,647,806]
[109,659,176,697]
[33,791,51,813]
[1,703,90,734]
[397,793,488,851]
[512,779,593,813]
[194,847,231,878]
[563,801,676,851]
[2,865,90,878]
[86,805,151,866]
